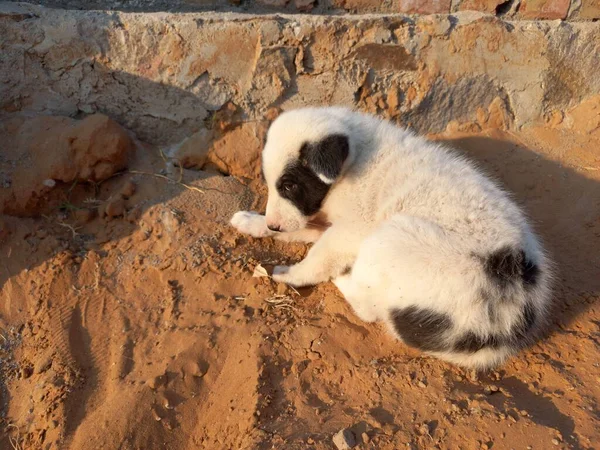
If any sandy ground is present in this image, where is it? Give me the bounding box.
[0,126,599,450]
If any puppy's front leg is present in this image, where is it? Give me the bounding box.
[273,227,357,287]
[230,211,323,243]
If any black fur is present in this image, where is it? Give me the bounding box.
[511,300,537,342]
[453,332,502,353]
[276,162,330,216]
[521,256,540,287]
[391,306,453,352]
[454,301,538,354]
[275,134,349,217]
[299,134,349,182]
[484,247,539,289]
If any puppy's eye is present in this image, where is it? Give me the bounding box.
[282,182,298,192]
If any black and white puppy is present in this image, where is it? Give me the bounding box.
[231,107,552,369]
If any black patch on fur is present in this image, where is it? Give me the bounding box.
[512,300,537,341]
[521,256,539,287]
[391,306,453,352]
[455,301,538,354]
[299,134,349,182]
[276,162,330,216]
[454,332,502,353]
[484,247,539,289]
[275,134,349,216]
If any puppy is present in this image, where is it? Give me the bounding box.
[231,107,552,369]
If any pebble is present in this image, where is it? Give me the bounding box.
[484,384,500,395]
[120,180,137,198]
[552,439,560,445]
[417,380,427,388]
[361,432,370,443]
[333,428,356,450]
[417,423,430,436]
[104,198,125,218]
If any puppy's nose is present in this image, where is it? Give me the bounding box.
[267,224,281,232]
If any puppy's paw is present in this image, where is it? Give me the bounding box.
[230,211,273,238]
[272,265,298,286]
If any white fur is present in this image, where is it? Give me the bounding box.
[231,107,552,369]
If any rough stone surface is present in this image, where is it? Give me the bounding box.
[577,0,600,18]
[1,3,600,156]
[0,113,133,216]
[333,428,357,449]
[520,0,571,18]
[3,0,599,18]
[398,0,452,14]
[454,0,507,13]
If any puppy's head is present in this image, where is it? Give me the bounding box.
[261,108,351,232]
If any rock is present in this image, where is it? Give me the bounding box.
[519,0,570,19]
[484,384,500,395]
[564,95,600,136]
[205,122,268,178]
[103,198,126,219]
[0,114,134,217]
[169,128,214,169]
[120,180,137,198]
[295,0,316,11]
[398,0,452,14]
[455,0,507,13]
[333,429,356,450]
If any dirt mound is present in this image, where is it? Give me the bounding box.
[0,114,134,217]
[0,121,599,450]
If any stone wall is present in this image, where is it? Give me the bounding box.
[1,1,600,175]
[4,0,600,19]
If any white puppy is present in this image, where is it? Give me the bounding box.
[231,107,552,369]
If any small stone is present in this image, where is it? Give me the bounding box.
[333,428,356,450]
[418,423,430,436]
[120,180,136,198]
[361,432,370,443]
[417,380,427,388]
[34,356,52,374]
[552,439,560,445]
[484,384,499,395]
[103,198,125,218]
[43,179,56,188]
[307,437,315,445]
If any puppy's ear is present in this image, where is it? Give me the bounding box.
[300,134,349,184]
